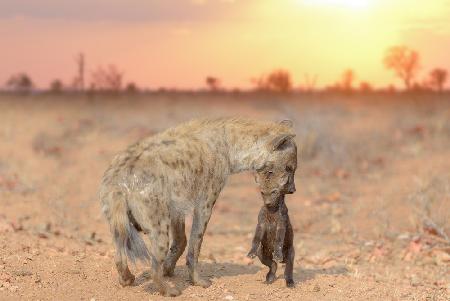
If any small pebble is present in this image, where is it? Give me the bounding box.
[313,284,321,292]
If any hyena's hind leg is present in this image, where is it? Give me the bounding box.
[145,204,181,296]
[114,240,135,286]
[163,215,187,277]
[102,190,139,287]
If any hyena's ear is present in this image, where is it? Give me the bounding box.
[254,173,260,184]
[279,119,294,128]
[270,134,296,151]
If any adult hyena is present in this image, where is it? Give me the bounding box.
[100,118,297,296]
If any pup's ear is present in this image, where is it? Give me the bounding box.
[278,173,289,187]
[279,119,294,128]
[270,134,296,151]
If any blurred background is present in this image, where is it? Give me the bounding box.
[0,1,449,300]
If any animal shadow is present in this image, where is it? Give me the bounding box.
[135,261,261,294]
[294,265,349,283]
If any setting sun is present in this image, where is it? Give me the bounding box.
[302,0,372,9]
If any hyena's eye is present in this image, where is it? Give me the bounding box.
[265,170,273,177]
[286,166,293,173]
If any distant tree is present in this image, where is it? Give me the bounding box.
[73,52,85,91]
[359,81,373,92]
[205,76,221,91]
[49,79,64,93]
[254,69,292,93]
[6,73,34,92]
[386,84,397,93]
[125,82,139,93]
[303,73,318,92]
[340,69,355,91]
[383,46,420,90]
[411,82,428,92]
[90,64,123,92]
[428,68,448,92]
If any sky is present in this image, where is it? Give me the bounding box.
[1,0,450,90]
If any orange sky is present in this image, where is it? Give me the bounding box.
[1,0,450,89]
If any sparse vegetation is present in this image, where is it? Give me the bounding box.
[340,69,355,92]
[125,82,139,94]
[253,69,293,93]
[90,64,124,92]
[205,76,221,91]
[5,73,34,93]
[428,68,448,92]
[49,79,64,93]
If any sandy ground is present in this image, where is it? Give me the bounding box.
[0,93,449,300]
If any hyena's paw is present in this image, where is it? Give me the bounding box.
[118,273,135,287]
[161,286,181,297]
[192,277,212,288]
[273,250,283,263]
[163,264,175,277]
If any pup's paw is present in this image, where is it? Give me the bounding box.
[247,249,257,259]
[273,250,283,263]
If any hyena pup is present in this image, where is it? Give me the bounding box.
[100,117,297,296]
[247,192,295,287]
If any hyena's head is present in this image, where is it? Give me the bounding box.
[255,120,298,205]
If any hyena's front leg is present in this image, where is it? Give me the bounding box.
[186,204,213,288]
[163,215,187,277]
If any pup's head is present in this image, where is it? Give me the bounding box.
[256,120,298,197]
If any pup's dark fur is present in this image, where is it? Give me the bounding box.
[247,194,295,287]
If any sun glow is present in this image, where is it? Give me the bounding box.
[302,0,373,10]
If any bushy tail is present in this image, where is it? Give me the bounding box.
[110,197,151,264]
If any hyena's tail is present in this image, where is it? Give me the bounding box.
[109,193,151,264]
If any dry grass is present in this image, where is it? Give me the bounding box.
[0,93,449,300]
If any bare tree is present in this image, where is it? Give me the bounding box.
[384,46,420,90]
[73,52,85,91]
[6,73,34,93]
[49,79,64,93]
[303,73,318,92]
[205,76,221,91]
[428,68,448,92]
[341,69,355,91]
[253,69,293,93]
[90,64,124,92]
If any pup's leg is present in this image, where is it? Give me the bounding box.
[248,218,264,258]
[284,246,295,288]
[259,251,278,284]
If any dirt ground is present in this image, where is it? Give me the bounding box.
[0,93,449,300]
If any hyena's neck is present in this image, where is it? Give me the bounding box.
[227,143,267,174]
[221,129,269,174]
